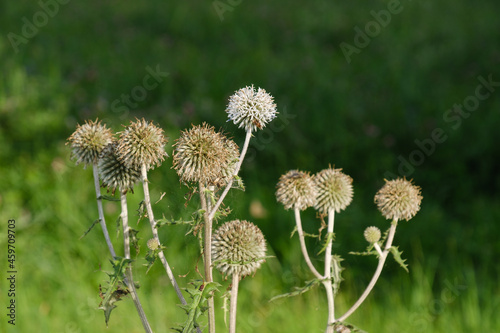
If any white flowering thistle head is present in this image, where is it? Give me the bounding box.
[173,123,239,186]
[147,238,159,251]
[374,178,423,221]
[364,226,381,244]
[67,119,113,167]
[276,170,317,211]
[314,167,353,214]
[98,143,140,194]
[117,118,168,171]
[226,85,278,132]
[212,220,267,278]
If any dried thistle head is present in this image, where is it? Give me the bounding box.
[67,119,113,167]
[374,178,423,221]
[117,118,168,171]
[276,170,317,211]
[226,85,278,132]
[173,123,239,186]
[364,226,381,244]
[314,167,353,214]
[98,143,140,194]
[212,219,266,278]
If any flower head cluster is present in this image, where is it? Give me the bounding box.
[226,85,277,132]
[364,226,381,244]
[212,219,267,278]
[117,118,168,171]
[173,123,239,186]
[98,143,140,194]
[374,178,423,221]
[314,167,353,214]
[276,170,317,211]
[67,119,113,167]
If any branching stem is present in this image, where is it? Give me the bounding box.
[294,208,323,280]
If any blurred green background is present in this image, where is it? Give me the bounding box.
[1,0,499,332]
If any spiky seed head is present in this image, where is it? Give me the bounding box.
[173,123,239,186]
[147,238,159,251]
[98,143,140,194]
[117,118,168,171]
[226,85,278,132]
[67,119,113,167]
[374,178,423,221]
[364,226,381,244]
[276,170,317,211]
[212,220,267,278]
[314,167,354,214]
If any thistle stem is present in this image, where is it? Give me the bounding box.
[323,209,335,333]
[336,219,399,323]
[208,129,252,221]
[199,183,216,333]
[294,208,323,280]
[120,192,153,333]
[92,163,117,258]
[229,273,240,333]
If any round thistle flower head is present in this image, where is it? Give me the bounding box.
[173,123,239,186]
[117,118,168,171]
[212,220,266,278]
[364,226,381,244]
[226,85,278,132]
[67,119,113,167]
[147,238,159,251]
[314,167,354,214]
[374,178,423,221]
[98,143,140,194]
[276,170,317,211]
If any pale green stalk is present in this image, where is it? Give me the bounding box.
[294,208,323,279]
[322,208,335,333]
[229,273,240,333]
[92,163,116,258]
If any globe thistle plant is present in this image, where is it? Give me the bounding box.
[99,143,140,194]
[314,167,354,214]
[374,178,423,221]
[276,170,317,211]
[212,219,267,278]
[173,123,239,186]
[226,85,277,133]
[67,119,113,167]
[117,118,168,171]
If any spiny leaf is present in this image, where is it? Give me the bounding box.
[79,219,99,239]
[269,278,322,302]
[129,228,140,256]
[390,246,409,272]
[155,216,194,229]
[317,232,335,255]
[233,175,245,191]
[99,195,120,201]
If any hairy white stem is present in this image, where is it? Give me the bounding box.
[229,273,240,333]
[208,129,252,221]
[294,208,323,280]
[323,209,335,333]
[336,219,399,323]
[92,163,116,258]
[120,192,153,333]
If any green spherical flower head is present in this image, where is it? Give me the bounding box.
[374,178,423,221]
[226,85,278,133]
[147,238,159,251]
[98,143,140,194]
[67,119,113,167]
[276,170,317,211]
[364,226,381,244]
[212,220,267,278]
[314,167,353,214]
[173,123,239,186]
[117,118,168,171]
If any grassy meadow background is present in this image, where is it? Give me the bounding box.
[1,0,500,332]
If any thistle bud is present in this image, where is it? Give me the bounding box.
[147,238,160,251]
[98,143,140,194]
[67,119,113,167]
[363,226,381,244]
[374,178,422,221]
[212,220,267,278]
[314,167,353,214]
[276,170,317,211]
[226,85,278,132]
